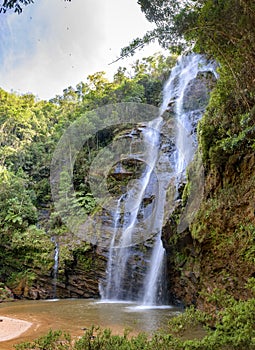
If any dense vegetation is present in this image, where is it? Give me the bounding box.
[0,0,35,13]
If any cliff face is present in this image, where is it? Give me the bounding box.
[163,104,255,310]
[6,232,106,301]
[10,247,106,300]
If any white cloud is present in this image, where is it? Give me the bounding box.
[0,0,162,100]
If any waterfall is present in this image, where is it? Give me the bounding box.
[100,118,162,301]
[103,195,124,299]
[100,54,217,305]
[161,54,217,177]
[51,237,59,299]
[142,235,166,305]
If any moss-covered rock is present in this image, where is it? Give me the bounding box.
[162,148,255,312]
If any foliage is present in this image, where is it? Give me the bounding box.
[15,329,72,350]
[0,0,72,13]
[0,282,13,301]
[204,298,255,349]
[10,225,54,269]
[246,278,255,295]
[167,305,210,336]
[0,167,37,233]
[120,1,191,56]
[7,270,36,290]
[0,0,34,13]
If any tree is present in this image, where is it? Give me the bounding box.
[119,0,195,59]
[0,167,37,234]
[0,0,71,13]
[123,0,255,113]
[0,0,35,13]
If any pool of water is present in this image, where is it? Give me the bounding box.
[0,299,181,349]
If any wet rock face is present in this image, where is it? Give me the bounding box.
[54,249,106,299]
[181,71,217,146]
[183,71,216,112]
[100,245,154,301]
[11,249,106,300]
[161,202,199,306]
[162,151,255,310]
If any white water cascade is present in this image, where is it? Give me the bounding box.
[51,237,59,298]
[101,117,163,301]
[100,54,217,305]
[161,54,217,177]
[103,195,124,299]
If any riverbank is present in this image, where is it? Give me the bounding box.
[0,316,32,342]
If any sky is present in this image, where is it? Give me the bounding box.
[0,0,162,100]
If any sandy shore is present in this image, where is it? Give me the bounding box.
[0,316,32,342]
